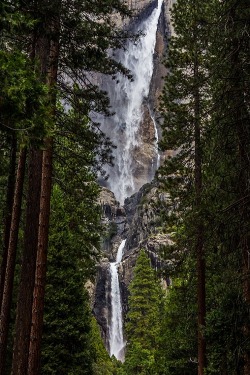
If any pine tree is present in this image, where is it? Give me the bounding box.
[159,1,211,373]
[158,276,197,375]
[124,250,162,375]
[40,185,98,375]
[159,0,250,373]
[203,1,250,373]
[91,317,119,375]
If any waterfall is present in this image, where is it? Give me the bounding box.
[150,107,161,169]
[95,0,163,204]
[109,239,126,361]
[93,0,164,363]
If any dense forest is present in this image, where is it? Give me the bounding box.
[0,0,249,375]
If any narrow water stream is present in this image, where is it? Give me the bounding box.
[109,240,126,361]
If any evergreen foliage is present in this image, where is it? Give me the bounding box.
[41,185,98,374]
[123,250,163,375]
[158,279,197,375]
[90,317,120,375]
[159,0,250,374]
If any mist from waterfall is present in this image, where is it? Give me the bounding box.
[96,0,163,204]
[109,240,126,362]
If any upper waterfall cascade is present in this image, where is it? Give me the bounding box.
[109,240,126,361]
[97,0,163,204]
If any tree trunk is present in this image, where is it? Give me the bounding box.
[27,15,60,374]
[236,85,250,375]
[196,225,206,375]
[0,147,26,375]
[0,134,17,310]
[237,92,250,375]
[11,149,43,375]
[235,60,250,375]
[27,141,53,375]
[194,57,206,375]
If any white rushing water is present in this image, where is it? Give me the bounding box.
[150,107,161,169]
[109,239,126,361]
[96,0,163,204]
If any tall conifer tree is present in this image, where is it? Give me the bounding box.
[124,250,162,374]
[205,1,250,372]
[159,1,210,373]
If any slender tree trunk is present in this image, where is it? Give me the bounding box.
[0,147,26,375]
[27,140,53,375]
[229,12,250,370]
[0,134,17,310]
[236,65,250,375]
[236,90,250,375]
[242,235,250,375]
[28,15,60,374]
[237,97,250,375]
[194,57,206,375]
[11,149,43,375]
[196,224,206,375]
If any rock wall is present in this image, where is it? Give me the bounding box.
[93,0,174,350]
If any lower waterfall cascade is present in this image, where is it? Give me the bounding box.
[109,240,126,361]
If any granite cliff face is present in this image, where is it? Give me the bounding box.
[93,0,173,351]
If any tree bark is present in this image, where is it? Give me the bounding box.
[228,8,250,371]
[27,14,60,374]
[196,225,206,375]
[0,134,17,311]
[237,89,250,375]
[194,57,206,375]
[27,141,53,375]
[0,147,26,375]
[11,149,43,375]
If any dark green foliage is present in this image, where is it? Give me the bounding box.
[158,280,197,375]
[90,317,120,375]
[159,0,250,374]
[0,50,50,145]
[123,250,163,375]
[41,184,99,375]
